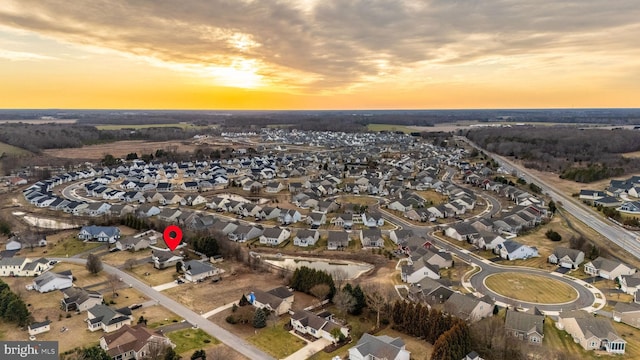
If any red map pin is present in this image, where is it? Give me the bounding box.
[163,225,183,251]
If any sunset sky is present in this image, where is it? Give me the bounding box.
[1,0,639,110]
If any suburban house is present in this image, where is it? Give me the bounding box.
[151,249,184,270]
[293,229,320,247]
[613,302,640,329]
[87,304,133,333]
[279,209,303,225]
[61,287,104,312]
[584,257,636,280]
[361,212,385,227]
[444,223,479,242]
[259,227,291,246]
[0,257,50,277]
[359,228,385,248]
[557,310,626,354]
[290,310,349,343]
[248,286,295,316]
[462,352,485,360]
[100,324,174,360]
[389,229,413,245]
[116,236,150,252]
[620,272,640,296]
[401,257,440,283]
[548,247,585,269]
[181,260,219,283]
[228,225,264,242]
[443,293,493,323]
[156,208,182,223]
[497,240,539,260]
[330,214,354,229]
[388,199,413,213]
[348,333,410,360]
[504,310,544,345]
[306,212,327,228]
[420,249,453,269]
[327,231,350,250]
[407,277,454,306]
[78,226,121,243]
[32,270,73,293]
[28,320,51,336]
[136,204,161,218]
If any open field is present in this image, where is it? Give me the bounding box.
[167,328,219,355]
[128,263,179,287]
[484,273,578,304]
[247,320,306,359]
[0,119,77,124]
[367,124,416,133]
[95,123,208,130]
[43,140,203,159]
[335,195,379,206]
[0,141,30,156]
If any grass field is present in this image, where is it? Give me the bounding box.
[0,141,30,156]
[367,124,415,133]
[247,320,306,359]
[484,273,578,304]
[167,328,219,355]
[95,123,204,130]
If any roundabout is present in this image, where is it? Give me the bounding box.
[484,272,578,305]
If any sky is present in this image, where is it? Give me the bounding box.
[0,0,639,110]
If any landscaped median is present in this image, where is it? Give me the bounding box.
[484,273,578,304]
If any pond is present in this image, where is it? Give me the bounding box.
[264,257,374,280]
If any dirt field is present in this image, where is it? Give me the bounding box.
[42,140,203,160]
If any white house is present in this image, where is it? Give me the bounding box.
[290,310,349,343]
[293,229,320,247]
[86,305,133,333]
[28,320,51,336]
[32,270,73,293]
[78,226,121,243]
[182,260,219,283]
[584,257,636,280]
[557,310,626,355]
[259,228,291,246]
[497,240,539,260]
[548,247,585,269]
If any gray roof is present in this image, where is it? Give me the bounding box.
[505,310,544,335]
[184,260,215,276]
[575,317,623,341]
[351,333,406,359]
[88,305,132,326]
[589,257,629,272]
[552,247,583,262]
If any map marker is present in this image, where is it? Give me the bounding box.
[163,225,183,251]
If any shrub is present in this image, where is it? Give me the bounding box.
[226,315,237,324]
[545,230,562,242]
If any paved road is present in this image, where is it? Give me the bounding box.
[62,181,95,203]
[379,200,597,312]
[52,257,275,360]
[458,136,640,260]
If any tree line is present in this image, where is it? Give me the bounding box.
[0,280,31,327]
[466,127,640,182]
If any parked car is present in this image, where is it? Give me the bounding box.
[130,304,142,310]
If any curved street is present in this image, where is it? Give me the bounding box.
[380,201,600,314]
[52,257,275,360]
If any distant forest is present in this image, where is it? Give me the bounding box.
[465,127,640,182]
[0,123,198,153]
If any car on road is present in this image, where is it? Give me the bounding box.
[175,278,184,284]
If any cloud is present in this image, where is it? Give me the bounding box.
[1,0,639,90]
[0,49,57,61]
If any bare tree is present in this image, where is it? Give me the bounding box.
[142,340,167,360]
[310,284,331,306]
[86,254,103,275]
[124,258,137,270]
[331,269,348,291]
[362,283,396,329]
[332,290,356,318]
[107,273,121,297]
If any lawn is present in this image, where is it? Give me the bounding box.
[484,273,578,304]
[334,195,379,206]
[247,320,306,359]
[367,124,415,133]
[167,328,219,355]
[41,237,104,257]
[0,141,30,156]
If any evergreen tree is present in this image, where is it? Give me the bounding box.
[253,308,267,328]
[163,346,181,360]
[350,284,367,315]
[80,345,111,360]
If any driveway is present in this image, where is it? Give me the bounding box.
[52,257,275,360]
[282,337,331,360]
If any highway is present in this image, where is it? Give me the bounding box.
[53,257,275,360]
[458,136,640,260]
